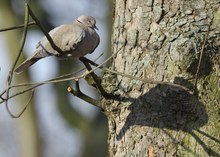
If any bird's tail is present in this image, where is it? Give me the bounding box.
[14,47,51,74]
[14,57,41,74]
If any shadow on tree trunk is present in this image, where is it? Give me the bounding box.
[115,77,220,156]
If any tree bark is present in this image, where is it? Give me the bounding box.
[103,0,220,156]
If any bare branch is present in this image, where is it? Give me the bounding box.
[5,3,30,118]
[67,81,101,109]
[80,57,192,93]
[0,21,36,32]
[80,57,111,98]
[0,95,5,101]
[5,90,34,118]
[0,51,105,101]
[1,84,40,105]
[0,51,117,104]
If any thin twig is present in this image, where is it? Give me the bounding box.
[81,58,192,93]
[0,21,36,32]
[67,81,101,108]
[6,90,34,118]
[1,84,41,105]
[0,95,5,101]
[0,52,117,104]
[80,57,111,98]
[193,22,212,94]
[0,52,105,99]
[12,52,106,88]
[5,3,30,118]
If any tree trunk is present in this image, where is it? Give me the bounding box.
[103,0,220,156]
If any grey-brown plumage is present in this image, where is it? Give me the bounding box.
[15,15,100,73]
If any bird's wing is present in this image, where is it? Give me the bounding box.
[36,23,85,56]
[36,25,64,49]
[60,24,85,53]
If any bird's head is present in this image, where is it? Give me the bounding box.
[77,15,98,30]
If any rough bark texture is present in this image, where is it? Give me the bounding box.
[102,0,220,156]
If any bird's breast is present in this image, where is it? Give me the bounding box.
[71,29,99,58]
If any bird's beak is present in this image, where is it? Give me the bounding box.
[94,25,99,30]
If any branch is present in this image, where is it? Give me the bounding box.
[80,57,192,93]
[0,21,36,32]
[79,57,111,98]
[6,90,34,118]
[5,3,30,118]
[67,81,101,109]
[0,52,114,103]
[0,52,112,104]
[27,4,63,55]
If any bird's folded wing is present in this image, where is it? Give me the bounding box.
[35,24,85,56]
[60,24,85,53]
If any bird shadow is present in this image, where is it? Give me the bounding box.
[115,77,220,156]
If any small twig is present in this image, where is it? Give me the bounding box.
[9,3,29,79]
[6,90,35,118]
[5,3,30,118]
[7,68,85,90]
[67,81,101,108]
[0,64,88,103]
[0,49,118,105]
[0,73,80,104]
[0,95,5,101]
[81,58,192,93]
[193,22,212,94]
[0,72,83,104]
[5,52,106,89]
[0,52,107,100]
[80,57,111,98]
[1,84,41,105]
[94,52,105,62]
[0,59,107,104]
[0,21,36,32]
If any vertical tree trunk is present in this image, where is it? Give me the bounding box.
[103,0,220,156]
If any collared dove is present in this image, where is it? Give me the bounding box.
[15,15,100,73]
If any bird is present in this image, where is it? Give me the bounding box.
[14,15,100,73]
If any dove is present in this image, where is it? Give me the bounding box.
[15,15,100,73]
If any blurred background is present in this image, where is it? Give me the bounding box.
[0,0,113,157]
